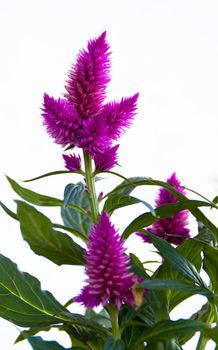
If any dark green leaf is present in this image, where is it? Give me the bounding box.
[203,245,218,293]
[139,279,212,298]
[196,221,216,245]
[28,336,70,350]
[0,200,18,220]
[122,200,212,239]
[0,254,65,327]
[134,319,206,345]
[103,194,155,216]
[212,195,218,205]
[15,326,52,343]
[17,201,85,266]
[155,239,204,310]
[23,170,82,182]
[106,177,145,197]
[61,183,92,237]
[203,326,218,344]
[104,337,125,350]
[147,233,205,287]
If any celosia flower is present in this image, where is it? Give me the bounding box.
[94,145,119,171]
[41,32,138,167]
[63,153,81,171]
[138,173,190,245]
[75,212,135,309]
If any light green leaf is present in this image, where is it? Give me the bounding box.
[17,201,85,266]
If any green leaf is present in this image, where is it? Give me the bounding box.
[0,200,18,220]
[28,336,70,350]
[61,183,92,237]
[0,254,65,327]
[7,176,63,206]
[106,177,145,197]
[147,233,205,287]
[139,279,213,298]
[103,194,155,216]
[203,325,218,344]
[17,201,85,266]
[15,326,53,343]
[155,239,204,310]
[23,170,82,182]
[122,200,212,239]
[196,221,216,245]
[104,337,125,350]
[203,244,218,293]
[134,319,206,345]
[212,195,218,205]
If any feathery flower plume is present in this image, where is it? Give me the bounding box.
[62,153,81,171]
[75,212,135,309]
[94,145,119,171]
[138,172,190,245]
[41,32,138,168]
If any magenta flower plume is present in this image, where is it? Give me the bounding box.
[138,173,190,245]
[94,145,119,171]
[41,32,138,168]
[63,153,81,171]
[65,31,111,119]
[75,212,135,309]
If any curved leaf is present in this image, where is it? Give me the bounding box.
[23,170,83,182]
[0,254,65,327]
[61,183,92,237]
[17,201,85,266]
[122,200,211,239]
[28,336,69,350]
[103,194,155,216]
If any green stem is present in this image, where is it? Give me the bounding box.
[107,304,120,339]
[196,307,214,350]
[83,151,99,224]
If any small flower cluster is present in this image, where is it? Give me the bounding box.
[138,172,190,245]
[41,32,138,171]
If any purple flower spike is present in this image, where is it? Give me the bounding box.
[94,145,119,171]
[65,31,111,119]
[103,93,139,140]
[75,212,135,309]
[41,93,80,146]
[138,173,190,245]
[63,153,81,171]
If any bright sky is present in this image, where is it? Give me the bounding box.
[0,1,218,349]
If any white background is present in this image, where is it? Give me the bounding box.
[0,0,218,349]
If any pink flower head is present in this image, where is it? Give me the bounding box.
[94,144,119,171]
[75,212,135,309]
[62,153,81,171]
[138,173,190,245]
[41,32,138,168]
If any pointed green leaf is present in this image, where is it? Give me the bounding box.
[0,254,65,327]
[203,245,218,293]
[134,319,206,345]
[7,176,63,206]
[17,201,85,265]
[147,233,205,287]
[139,279,212,298]
[104,337,125,350]
[23,170,82,182]
[61,183,92,237]
[122,200,212,239]
[103,194,155,216]
[203,325,218,345]
[28,336,70,350]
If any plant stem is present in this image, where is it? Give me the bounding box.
[83,151,99,224]
[196,307,214,350]
[107,304,120,339]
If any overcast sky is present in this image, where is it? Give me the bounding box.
[0,1,218,349]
